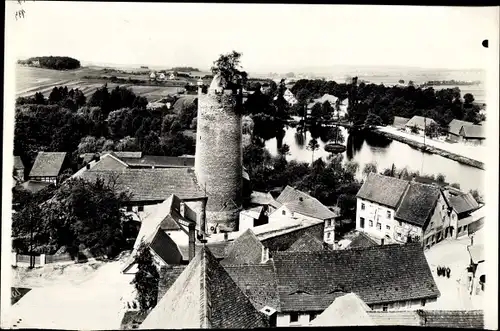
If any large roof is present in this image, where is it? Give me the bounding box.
[78,168,206,202]
[13,156,25,169]
[140,246,269,329]
[356,173,409,208]
[448,119,473,135]
[122,155,195,168]
[221,229,264,265]
[395,182,441,227]
[443,187,480,215]
[276,186,337,220]
[272,243,439,312]
[347,232,379,249]
[448,119,485,139]
[307,94,339,109]
[392,116,410,129]
[405,116,437,130]
[29,152,66,177]
[310,293,375,326]
[286,232,325,252]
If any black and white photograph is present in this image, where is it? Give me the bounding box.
[2,2,499,330]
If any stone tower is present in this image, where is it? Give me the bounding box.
[194,74,243,233]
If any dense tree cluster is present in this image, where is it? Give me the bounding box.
[12,177,131,258]
[18,56,81,70]
[132,243,160,312]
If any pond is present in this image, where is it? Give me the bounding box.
[264,124,485,194]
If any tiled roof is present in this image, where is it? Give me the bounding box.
[348,232,379,249]
[286,232,325,252]
[29,152,66,177]
[395,182,441,227]
[272,243,439,312]
[277,186,337,220]
[221,229,264,265]
[462,124,485,139]
[140,246,269,329]
[79,168,205,202]
[392,116,410,129]
[102,151,142,158]
[149,229,183,265]
[310,293,375,326]
[405,116,437,130]
[178,241,232,261]
[443,188,480,215]
[367,310,484,328]
[367,311,422,326]
[157,266,188,302]
[224,263,281,311]
[122,155,195,168]
[356,173,409,208]
[13,156,24,169]
[89,153,129,171]
[420,310,484,329]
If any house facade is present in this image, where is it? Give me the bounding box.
[28,152,68,185]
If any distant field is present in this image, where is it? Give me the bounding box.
[16,65,184,102]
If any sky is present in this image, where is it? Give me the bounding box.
[6,2,499,73]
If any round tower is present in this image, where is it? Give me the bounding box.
[194,74,243,233]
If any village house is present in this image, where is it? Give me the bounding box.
[149,72,156,80]
[224,243,439,327]
[138,246,272,329]
[441,186,483,239]
[306,94,348,119]
[447,119,486,145]
[273,88,298,106]
[356,173,452,248]
[28,151,69,185]
[405,116,437,135]
[270,186,337,245]
[391,116,410,131]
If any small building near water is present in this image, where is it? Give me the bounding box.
[391,116,410,131]
[447,119,485,145]
[405,116,437,135]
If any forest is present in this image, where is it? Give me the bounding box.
[18,56,81,70]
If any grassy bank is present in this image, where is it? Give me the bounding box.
[375,129,485,170]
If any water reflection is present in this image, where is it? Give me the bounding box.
[264,126,484,194]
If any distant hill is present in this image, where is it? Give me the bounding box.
[18,56,81,70]
[169,67,200,72]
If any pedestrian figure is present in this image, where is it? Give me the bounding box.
[446,267,451,278]
[470,235,474,246]
[438,266,443,276]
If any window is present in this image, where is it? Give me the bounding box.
[387,211,391,218]
[282,210,286,216]
[369,220,373,227]
[326,220,330,227]
[421,299,426,307]
[377,222,381,231]
[361,203,365,210]
[382,304,388,311]
[327,232,331,239]
[126,206,132,212]
[360,217,365,228]
[290,313,299,323]
[138,205,144,212]
[386,225,390,230]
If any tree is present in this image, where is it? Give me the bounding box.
[363,162,378,177]
[469,189,484,204]
[410,125,420,134]
[425,122,441,139]
[210,51,248,91]
[132,242,160,312]
[344,161,359,177]
[463,93,475,105]
[321,101,334,121]
[364,113,383,129]
[278,143,291,157]
[307,138,320,164]
[398,79,405,84]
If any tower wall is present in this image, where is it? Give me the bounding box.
[194,89,243,232]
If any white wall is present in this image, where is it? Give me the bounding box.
[369,298,437,311]
[356,198,397,241]
[239,213,255,232]
[324,219,335,244]
[277,313,314,327]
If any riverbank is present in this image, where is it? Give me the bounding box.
[374,127,485,170]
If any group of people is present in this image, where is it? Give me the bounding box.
[437,266,451,278]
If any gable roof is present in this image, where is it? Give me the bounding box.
[286,232,325,252]
[395,182,441,227]
[102,151,142,159]
[448,119,473,135]
[224,263,281,312]
[462,124,485,139]
[348,232,379,249]
[272,243,439,312]
[13,156,25,169]
[307,94,339,109]
[240,206,264,220]
[356,173,409,208]
[157,266,188,302]
[442,187,480,215]
[29,152,67,177]
[405,116,437,130]
[392,116,410,129]
[276,186,337,220]
[89,153,129,171]
[149,228,184,265]
[121,155,195,168]
[78,168,206,202]
[140,246,269,329]
[467,244,484,264]
[250,191,282,208]
[221,229,264,265]
[310,293,375,326]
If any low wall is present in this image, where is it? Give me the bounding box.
[375,129,485,170]
[12,251,99,267]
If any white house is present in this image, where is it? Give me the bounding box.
[158,72,166,81]
[356,173,451,248]
[441,186,483,239]
[270,186,338,244]
[149,72,156,80]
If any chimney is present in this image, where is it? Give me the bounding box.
[261,246,270,264]
[180,202,186,218]
[381,238,385,246]
[188,223,196,261]
[260,306,277,327]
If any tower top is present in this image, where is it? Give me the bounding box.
[208,74,225,93]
